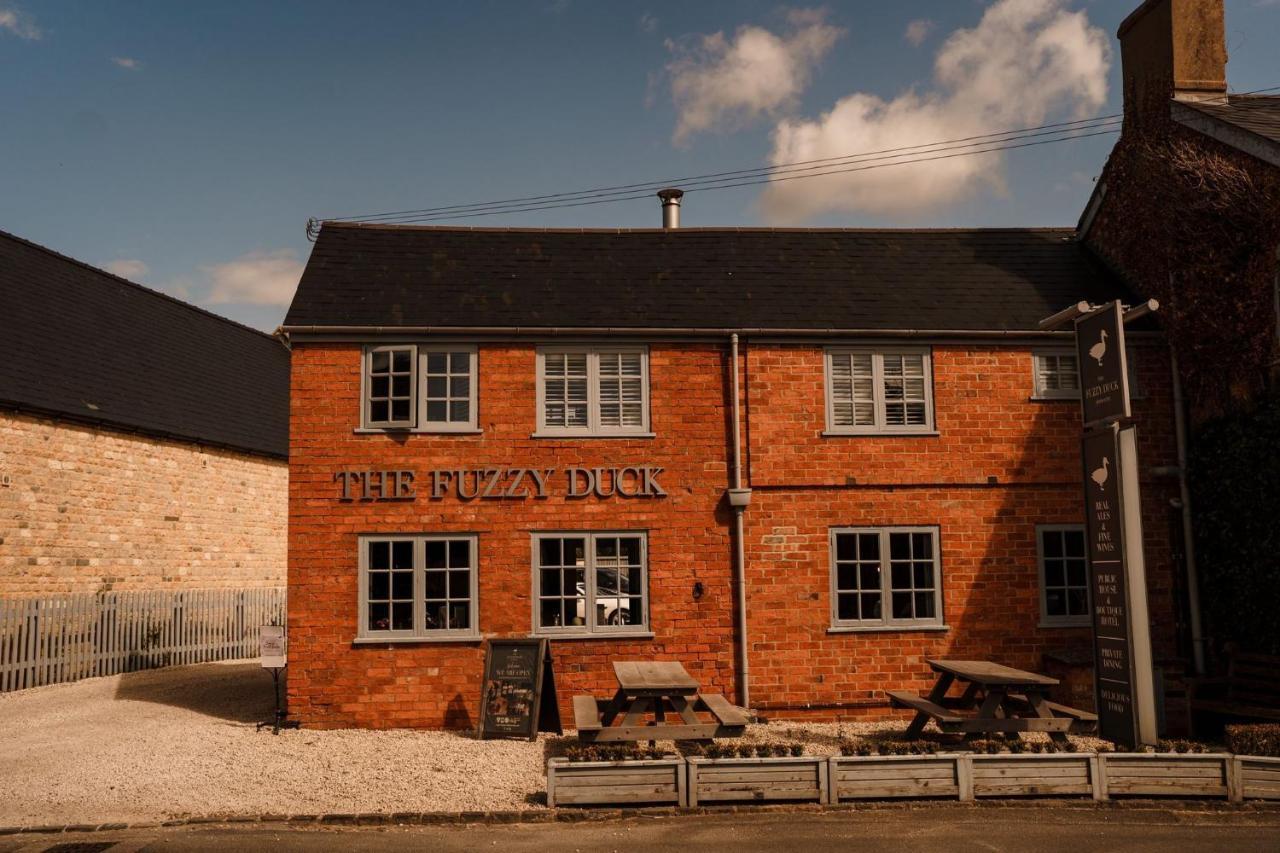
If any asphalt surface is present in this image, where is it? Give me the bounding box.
[3,805,1278,853]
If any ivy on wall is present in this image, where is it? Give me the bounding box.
[1187,391,1280,656]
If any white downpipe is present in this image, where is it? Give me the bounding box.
[1170,352,1205,675]
[730,334,750,708]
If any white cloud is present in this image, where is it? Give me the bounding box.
[111,56,141,70]
[205,249,304,307]
[0,6,41,40]
[639,12,658,34]
[102,258,149,280]
[904,18,935,47]
[666,8,844,145]
[760,0,1110,223]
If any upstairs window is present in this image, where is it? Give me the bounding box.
[830,527,944,630]
[361,345,478,432]
[825,348,934,434]
[536,346,650,436]
[1032,351,1081,399]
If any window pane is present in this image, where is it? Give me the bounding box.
[369,603,390,631]
[450,376,470,397]
[911,533,932,558]
[913,562,932,589]
[1045,560,1065,588]
[892,592,913,619]
[391,399,411,420]
[392,541,414,570]
[837,593,857,621]
[392,350,411,371]
[369,541,390,571]
[859,564,880,591]
[914,592,935,619]
[369,572,389,601]
[889,533,910,560]
[372,351,389,372]
[425,602,447,630]
[370,401,389,422]
[448,539,470,567]
[449,400,470,422]
[836,563,856,591]
[541,568,562,596]
[1067,560,1087,588]
[891,562,910,590]
[1067,589,1089,616]
[835,534,856,561]
[1046,589,1065,617]
[448,570,469,598]
[450,352,470,372]
[540,538,562,567]
[426,351,447,373]
[861,593,882,619]
[425,541,447,569]
[391,571,413,599]
[1064,530,1085,558]
[1043,531,1063,558]
[426,400,448,422]
[450,603,470,630]
[371,376,389,397]
[425,572,446,599]
[539,599,562,627]
[426,376,447,397]
[391,602,414,630]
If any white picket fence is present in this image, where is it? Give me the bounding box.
[0,587,286,692]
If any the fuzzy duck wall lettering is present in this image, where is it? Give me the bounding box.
[1091,456,1111,491]
[1090,329,1108,367]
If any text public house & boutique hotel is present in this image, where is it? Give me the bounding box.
[281,213,1182,729]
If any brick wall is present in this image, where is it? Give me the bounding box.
[0,410,287,597]
[288,338,1181,728]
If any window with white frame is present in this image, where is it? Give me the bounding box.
[533,532,648,635]
[1037,525,1090,626]
[1032,350,1081,399]
[1032,348,1141,400]
[830,527,943,629]
[358,535,478,640]
[361,345,478,431]
[536,347,650,436]
[825,348,934,434]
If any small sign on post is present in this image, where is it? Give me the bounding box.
[260,625,286,669]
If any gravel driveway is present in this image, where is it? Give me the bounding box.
[0,661,1102,827]
[0,661,552,826]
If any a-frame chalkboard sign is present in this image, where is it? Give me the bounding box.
[477,638,562,741]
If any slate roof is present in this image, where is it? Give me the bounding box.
[284,223,1136,333]
[0,229,290,458]
[1179,95,1280,148]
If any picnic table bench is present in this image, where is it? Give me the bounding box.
[890,659,1097,742]
[574,661,748,742]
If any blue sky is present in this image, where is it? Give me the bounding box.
[2,0,1277,330]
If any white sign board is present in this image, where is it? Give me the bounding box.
[260,625,286,669]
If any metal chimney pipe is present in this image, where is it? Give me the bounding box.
[657,188,684,229]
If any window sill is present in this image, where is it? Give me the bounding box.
[821,430,940,438]
[827,624,950,634]
[530,631,655,641]
[352,635,482,645]
[530,432,656,440]
[1038,621,1091,630]
[354,427,483,435]
[1028,395,1079,403]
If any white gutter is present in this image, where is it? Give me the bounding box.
[281,324,1083,339]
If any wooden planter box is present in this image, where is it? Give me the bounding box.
[687,756,828,806]
[970,753,1099,799]
[1235,756,1280,801]
[546,756,685,808]
[828,754,964,801]
[1101,753,1232,799]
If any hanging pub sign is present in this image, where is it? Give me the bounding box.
[477,638,562,741]
[1074,300,1131,429]
[1081,424,1138,747]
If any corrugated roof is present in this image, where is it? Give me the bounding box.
[0,229,290,458]
[284,223,1136,333]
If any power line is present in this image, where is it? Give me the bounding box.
[326,114,1122,223]
[308,83,1280,233]
[376,126,1121,224]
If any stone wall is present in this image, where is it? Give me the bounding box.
[0,410,287,597]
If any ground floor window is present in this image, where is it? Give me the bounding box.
[830,527,943,630]
[533,532,648,635]
[358,535,478,640]
[1037,525,1090,626]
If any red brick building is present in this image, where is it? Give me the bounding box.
[281,224,1183,729]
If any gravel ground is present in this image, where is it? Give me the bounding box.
[0,661,1106,826]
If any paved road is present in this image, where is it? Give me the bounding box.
[3,806,1278,852]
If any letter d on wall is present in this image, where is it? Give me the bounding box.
[566,467,595,498]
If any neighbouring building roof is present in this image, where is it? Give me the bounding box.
[1173,95,1280,167]
[284,223,1137,333]
[0,229,290,458]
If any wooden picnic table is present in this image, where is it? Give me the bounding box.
[889,659,1097,742]
[573,661,748,742]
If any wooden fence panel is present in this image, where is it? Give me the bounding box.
[0,587,285,693]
